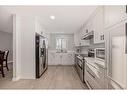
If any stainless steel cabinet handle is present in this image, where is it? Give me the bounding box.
[125,23,127,54]
[87,70,95,79]
[100,35,102,40]
[126,5,127,13]
[87,80,93,89]
[102,35,104,40]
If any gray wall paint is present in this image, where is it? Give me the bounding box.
[49,33,74,51]
[0,31,13,61]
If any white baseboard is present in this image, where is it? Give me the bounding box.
[12,76,20,81]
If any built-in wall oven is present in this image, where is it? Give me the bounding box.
[88,49,95,58]
[95,48,105,61]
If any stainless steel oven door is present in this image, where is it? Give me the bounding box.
[77,59,83,69]
[95,48,105,61]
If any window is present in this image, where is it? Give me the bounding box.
[56,38,67,52]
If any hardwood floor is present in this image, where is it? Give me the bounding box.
[0,65,88,89]
[0,62,13,80]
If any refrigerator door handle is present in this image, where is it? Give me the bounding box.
[126,5,127,13]
[125,23,127,54]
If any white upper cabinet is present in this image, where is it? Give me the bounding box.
[104,6,127,28]
[74,30,90,46]
[80,6,105,44]
[35,20,42,34]
[93,6,105,44]
[35,20,47,37]
[74,31,80,46]
[79,29,90,46]
[82,19,93,36]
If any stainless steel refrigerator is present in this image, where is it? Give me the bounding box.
[35,33,48,78]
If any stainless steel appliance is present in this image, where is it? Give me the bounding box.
[82,30,94,40]
[88,49,95,57]
[35,33,48,78]
[95,48,105,61]
[75,54,85,82]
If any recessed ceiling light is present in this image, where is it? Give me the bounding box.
[50,15,55,20]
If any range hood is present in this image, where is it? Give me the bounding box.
[82,31,94,40]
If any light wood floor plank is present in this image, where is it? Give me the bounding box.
[0,65,88,89]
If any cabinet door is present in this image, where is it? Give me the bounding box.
[68,53,74,65]
[108,78,122,89]
[61,53,74,65]
[83,19,93,36]
[93,7,104,44]
[48,52,55,65]
[61,53,68,65]
[87,18,93,33]
[107,21,127,89]
[85,70,101,89]
[55,53,62,65]
[74,31,80,46]
[104,6,127,28]
[79,30,90,46]
[35,21,44,35]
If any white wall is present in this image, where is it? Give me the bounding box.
[0,7,13,33]
[20,16,35,79]
[0,31,13,61]
[13,15,36,79]
[13,15,21,80]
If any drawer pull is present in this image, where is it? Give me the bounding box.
[87,70,95,79]
[87,80,93,89]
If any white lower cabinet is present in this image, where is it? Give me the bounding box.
[61,53,74,65]
[85,62,106,89]
[108,78,122,89]
[48,51,56,65]
[48,51,74,65]
[55,53,62,65]
[85,71,101,89]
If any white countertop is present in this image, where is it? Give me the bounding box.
[85,57,95,64]
[75,52,88,54]
[84,57,106,69]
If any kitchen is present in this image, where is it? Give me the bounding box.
[0,5,127,89]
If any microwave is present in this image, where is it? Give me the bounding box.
[95,48,105,61]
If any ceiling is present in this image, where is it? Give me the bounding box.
[0,6,97,34]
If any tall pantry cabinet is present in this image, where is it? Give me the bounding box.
[105,5,127,89]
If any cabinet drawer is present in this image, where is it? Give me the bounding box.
[107,76,123,89]
[85,72,101,89]
[108,79,122,89]
[85,63,105,88]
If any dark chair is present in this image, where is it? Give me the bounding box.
[0,51,5,77]
[3,50,9,71]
